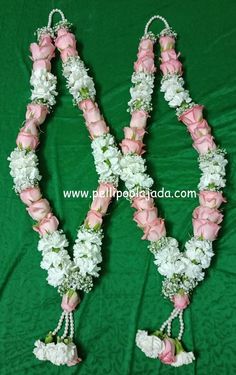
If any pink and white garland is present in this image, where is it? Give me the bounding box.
[118,16,227,366]
[8,9,121,366]
[8,10,227,368]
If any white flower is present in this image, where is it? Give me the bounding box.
[30,69,57,106]
[136,330,164,358]
[63,57,96,102]
[8,148,41,193]
[33,340,47,361]
[47,262,71,287]
[91,134,121,184]
[38,230,69,253]
[157,259,186,278]
[171,351,195,367]
[73,227,103,277]
[198,172,226,190]
[40,250,71,271]
[161,74,192,108]
[182,257,204,281]
[185,237,213,269]
[129,72,154,112]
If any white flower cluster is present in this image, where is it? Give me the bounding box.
[128,72,154,113]
[171,351,195,367]
[73,227,103,278]
[33,340,78,366]
[38,231,73,288]
[120,154,153,194]
[151,237,185,278]
[160,74,192,108]
[91,134,121,186]
[198,148,227,191]
[8,147,41,193]
[136,330,164,358]
[150,236,214,297]
[62,56,96,104]
[30,69,57,107]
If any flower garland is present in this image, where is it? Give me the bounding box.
[7,9,228,368]
[8,9,121,366]
[118,15,227,366]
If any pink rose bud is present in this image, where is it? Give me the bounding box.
[26,103,48,124]
[133,207,158,228]
[60,47,78,62]
[134,56,156,73]
[139,39,154,52]
[87,119,109,138]
[130,110,148,129]
[40,34,53,46]
[158,338,176,364]
[33,213,59,236]
[193,219,220,240]
[160,59,182,75]
[161,49,179,62]
[179,105,204,125]
[83,104,102,123]
[85,210,103,229]
[33,59,51,71]
[79,99,96,112]
[193,206,223,224]
[61,290,80,312]
[30,41,55,61]
[199,191,226,209]
[55,30,77,50]
[20,186,42,206]
[132,196,154,210]
[16,131,39,150]
[91,183,116,214]
[187,120,210,140]
[120,139,144,155]
[137,49,155,59]
[27,198,51,221]
[21,120,39,136]
[193,134,216,154]
[159,36,175,51]
[67,347,82,366]
[123,127,145,141]
[172,293,190,310]
[142,218,166,241]
[98,183,116,198]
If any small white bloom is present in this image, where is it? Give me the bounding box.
[136,330,164,358]
[38,231,69,253]
[33,340,47,361]
[171,351,195,367]
[30,69,57,106]
[8,148,41,193]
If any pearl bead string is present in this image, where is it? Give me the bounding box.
[52,311,66,336]
[178,310,184,340]
[160,307,185,339]
[47,8,66,29]
[61,312,70,339]
[69,312,74,339]
[144,15,170,35]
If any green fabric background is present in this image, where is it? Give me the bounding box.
[1,0,236,374]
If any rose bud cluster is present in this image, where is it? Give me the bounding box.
[179,105,216,154]
[85,183,116,229]
[132,196,166,241]
[79,99,109,139]
[55,28,78,62]
[193,191,226,241]
[19,186,59,236]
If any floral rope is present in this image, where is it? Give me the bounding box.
[8,9,121,367]
[117,15,227,366]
